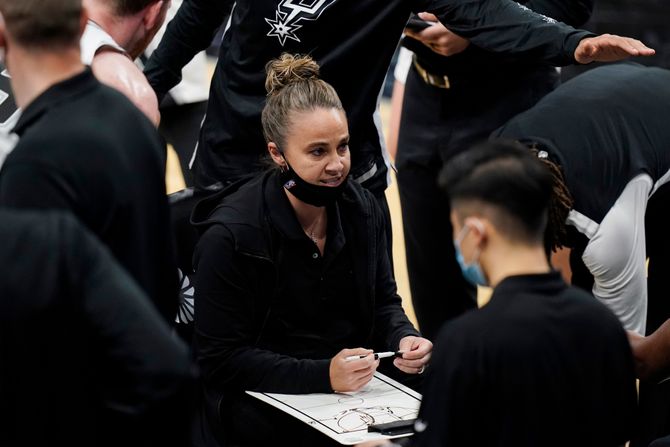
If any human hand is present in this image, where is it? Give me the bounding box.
[354,441,394,447]
[394,336,432,374]
[404,12,470,57]
[574,34,655,64]
[330,348,380,392]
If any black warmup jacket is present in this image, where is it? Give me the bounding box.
[190,170,419,444]
[0,69,178,323]
[0,211,193,447]
[404,0,593,81]
[146,0,592,193]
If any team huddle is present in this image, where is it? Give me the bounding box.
[1,1,669,447]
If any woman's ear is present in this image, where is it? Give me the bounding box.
[267,142,286,168]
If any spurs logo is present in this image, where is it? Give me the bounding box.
[266,0,337,46]
[515,3,557,24]
[0,66,19,129]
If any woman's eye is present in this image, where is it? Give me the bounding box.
[338,144,349,153]
[310,148,324,156]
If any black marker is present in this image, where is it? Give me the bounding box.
[344,351,405,362]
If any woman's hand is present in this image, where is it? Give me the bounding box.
[394,336,433,374]
[330,348,380,392]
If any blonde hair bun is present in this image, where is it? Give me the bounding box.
[265,53,321,96]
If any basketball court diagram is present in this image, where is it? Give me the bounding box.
[247,373,421,444]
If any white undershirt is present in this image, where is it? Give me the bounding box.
[571,172,670,335]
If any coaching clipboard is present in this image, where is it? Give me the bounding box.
[246,372,421,445]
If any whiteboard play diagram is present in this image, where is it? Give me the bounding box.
[247,372,422,445]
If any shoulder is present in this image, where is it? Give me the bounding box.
[427,310,491,374]
[434,309,487,351]
[193,175,272,256]
[193,174,267,228]
[91,51,160,126]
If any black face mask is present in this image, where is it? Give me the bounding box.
[279,160,348,207]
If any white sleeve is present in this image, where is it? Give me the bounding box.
[393,47,414,85]
[579,174,652,335]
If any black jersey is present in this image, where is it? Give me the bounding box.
[146,0,591,192]
[494,63,670,224]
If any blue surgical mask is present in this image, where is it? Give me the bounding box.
[454,224,488,287]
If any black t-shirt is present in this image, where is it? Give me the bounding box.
[146,0,591,192]
[0,69,179,323]
[414,272,637,447]
[494,63,670,224]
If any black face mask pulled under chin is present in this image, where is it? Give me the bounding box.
[279,162,348,207]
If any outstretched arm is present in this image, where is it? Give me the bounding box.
[419,0,652,65]
[628,321,670,381]
[406,0,594,58]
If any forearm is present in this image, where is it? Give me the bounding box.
[145,0,233,98]
[197,337,332,393]
[425,0,593,65]
[632,320,670,381]
[524,0,593,27]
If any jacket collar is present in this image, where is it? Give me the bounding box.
[13,68,97,136]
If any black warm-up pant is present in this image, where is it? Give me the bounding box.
[396,64,559,341]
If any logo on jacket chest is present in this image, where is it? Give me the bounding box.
[266,0,337,46]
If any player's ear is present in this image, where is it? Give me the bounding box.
[143,0,166,31]
[79,6,89,40]
[0,12,7,50]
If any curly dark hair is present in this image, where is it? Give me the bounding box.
[529,145,574,252]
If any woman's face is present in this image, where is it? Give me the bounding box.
[273,107,351,187]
